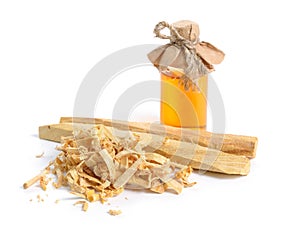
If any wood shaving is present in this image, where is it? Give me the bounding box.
[175,166,197,187]
[23,169,49,189]
[24,124,195,210]
[36,152,45,158]
[40,176,50,191]
[73,200,86,206]
[73,200,89,212]
[83,202,89,211]
[108,209,122,216]
[37,194,44,202]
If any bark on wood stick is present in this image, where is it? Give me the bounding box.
[39,123,250,175]
[59,117,258,158]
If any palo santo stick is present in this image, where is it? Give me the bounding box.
[141,134,250,175]
[39,123,250,175]
[60,117,258,158]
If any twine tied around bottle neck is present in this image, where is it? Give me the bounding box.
[153,21,208,90]
[154,21,199,50]
[148,20,225,91]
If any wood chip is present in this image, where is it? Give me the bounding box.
[73,200,89,212]
[23,169,48,189]
[108,209,122,216]
[73,200,86,206]
[37,194,44,202]
[36,152,44,158]
[40,176,50,191]
[83,202,89,212]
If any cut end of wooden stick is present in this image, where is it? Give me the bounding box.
[39,123,74,142]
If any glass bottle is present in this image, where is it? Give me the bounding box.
[148,20,224,129]
[160,68,207,129]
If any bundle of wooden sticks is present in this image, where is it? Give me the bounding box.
[39,117,258,176]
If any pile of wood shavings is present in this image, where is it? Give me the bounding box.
[24,124,195,211]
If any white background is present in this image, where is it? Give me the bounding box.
[1,0,300,231]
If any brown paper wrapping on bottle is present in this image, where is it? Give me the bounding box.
[148,20,225,89]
